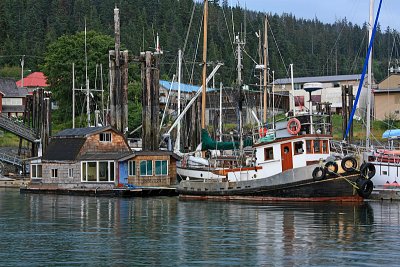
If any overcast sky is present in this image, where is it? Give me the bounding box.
[229,0,399,31]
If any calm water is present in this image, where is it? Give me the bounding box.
[1,189,400,266]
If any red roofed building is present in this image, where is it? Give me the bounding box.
[16,72,48,88]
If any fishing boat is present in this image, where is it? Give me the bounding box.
[176,1,375,202]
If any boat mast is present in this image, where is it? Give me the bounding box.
[290,63,295,116]
[177,49,182,152]
[201,0,208,130]
[263,15,268,124]
[235,33,245,153]
[366,0,374,149]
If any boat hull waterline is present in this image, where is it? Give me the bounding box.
[177,170,365,202]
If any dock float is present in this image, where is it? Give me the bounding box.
[20,185,178,197]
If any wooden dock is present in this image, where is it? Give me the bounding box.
[20,185,178,197]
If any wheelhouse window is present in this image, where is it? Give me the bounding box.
[294,141,304,155]
[140,160,153,176]
[306,140,312,154]
[81,161,115,182]
[314,140,321,153]
[31,164,42,178]
[51,168,58,178]
[155,160,168,175]
[264,147,274,161]
[322,140,329,153]
[128,160,136,176]
[99,132,112,142]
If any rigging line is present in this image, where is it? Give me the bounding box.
[268,22,288,77]
[242,48,258,65]
[183,2,196,55]
[222,5,235,53]
[349,31,367,73]
[190,10,203,85]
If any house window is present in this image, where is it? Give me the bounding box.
[264,147,274,161]
[51,168,58,178]
[294,83,302,90]
[306,140,313,153]
[294,96,304,107]
[87,162,97,181]
[311,95,321,105]
[294,141,304,155]
[68,168,74,178]
[99,132,112,142]
[31,164,42,178]
[128,160,136,176]
[81,161,115,182]
[140,160,153,176]
[155,160,168,175]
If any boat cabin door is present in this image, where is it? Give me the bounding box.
[281,142,293,172]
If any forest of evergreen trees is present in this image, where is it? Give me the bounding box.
[0,0,399,85]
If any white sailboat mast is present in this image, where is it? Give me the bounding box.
[290,63,295,116]
[177,49,182,152]
[85,19,90,127]
[366,0,374,149]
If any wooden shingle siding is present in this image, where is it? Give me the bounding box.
[79,131,129,155]
[127,155,177,187]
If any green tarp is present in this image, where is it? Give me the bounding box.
[201,129,253,151]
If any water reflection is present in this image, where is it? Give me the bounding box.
[1,189,400,266]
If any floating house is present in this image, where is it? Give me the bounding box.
[28,126,179,191]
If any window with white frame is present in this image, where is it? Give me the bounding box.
[155,160,168,175]
[51,168,58,178]
[140,160,153,176]
[68,168,74,178]
[128,160,136,176]
[31,164,42,178]
[81,161,115,182]
[99,132,112,142]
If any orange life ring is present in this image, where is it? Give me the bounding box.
[287,118,301,135]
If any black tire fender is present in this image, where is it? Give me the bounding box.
[325,161,338,174]
[360,162,376,179]
[312,167,326,181]
[341,156,358,172]
[357,178,374,198]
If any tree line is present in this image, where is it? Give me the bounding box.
[0,0,399,131]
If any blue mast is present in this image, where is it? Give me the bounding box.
[344,0,383,140]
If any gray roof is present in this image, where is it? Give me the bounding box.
[274,74,362,85]
[0,78,28,97]
[54,126,112,138]
[42,138,86,161]
[78,151,132,161]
